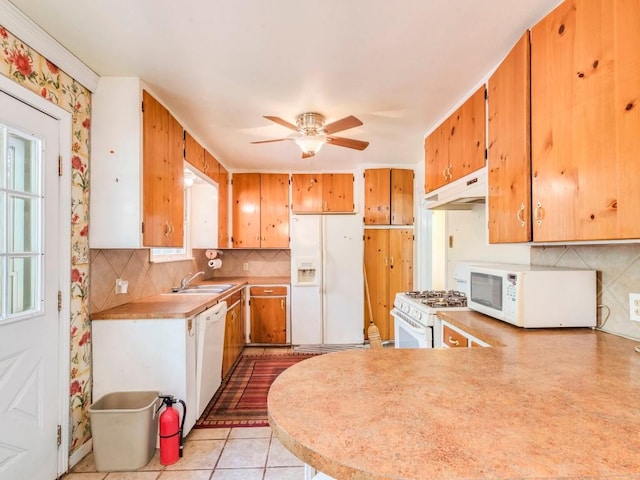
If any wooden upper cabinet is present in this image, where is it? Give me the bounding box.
[232,173,261,248]
[364,168,414,225]
[531,0,640,241]
[487,31,532,244]
[424,86,486,194]
[142,90,184,247]
[458,86,487,179]
[184,131,204,172]
[291,174,323,212]
[322,174,354,212]
[260,173,290,248]
[218,164,229,248]
[291,173,354,213]
[424,122,448,192]
[204,149,220,184]
[232,173,290,248]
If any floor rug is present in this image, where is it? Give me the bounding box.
[195,353,319,428]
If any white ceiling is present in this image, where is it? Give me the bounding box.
[9,0,562,172]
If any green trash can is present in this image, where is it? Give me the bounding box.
[89,391,160,471]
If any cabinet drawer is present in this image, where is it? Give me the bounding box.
[250,286,287,296]
[443,325,468,348]
[221,290,242,307]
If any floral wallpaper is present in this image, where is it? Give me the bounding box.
[1,25,92,455]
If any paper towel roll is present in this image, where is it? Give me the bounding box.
[208,258,222,269]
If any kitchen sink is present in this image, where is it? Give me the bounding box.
[172,284,235,295]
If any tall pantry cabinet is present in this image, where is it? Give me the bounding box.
[363,168,414,341]
[90,77,184,248]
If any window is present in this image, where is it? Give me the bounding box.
[1,124,43,321]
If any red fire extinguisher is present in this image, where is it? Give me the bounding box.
[158,395,186,466]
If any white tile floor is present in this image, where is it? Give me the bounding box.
[62,426,305,480]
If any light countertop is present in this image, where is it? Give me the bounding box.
[90,276,290,320]
[267,310,640,480]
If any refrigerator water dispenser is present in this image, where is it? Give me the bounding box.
[293,257,320,286]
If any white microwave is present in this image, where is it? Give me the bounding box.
[467,263,596,328]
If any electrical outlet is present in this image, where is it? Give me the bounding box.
[115,278,128,295]
[243,262,249,271]
[629,293,640,322]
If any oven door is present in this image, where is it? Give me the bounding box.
[390,309,432,349]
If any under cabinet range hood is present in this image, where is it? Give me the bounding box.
[425,167,487,210]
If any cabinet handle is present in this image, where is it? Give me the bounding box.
[280,299,285,310]
[442,167,448,181]
[534,201,544,226]
[263,289,274,293]
[390,256,394,267]
[324,201,328,211]
[256,235,260,241]
[203,161,209,172]
[384,257,388,266]
[517,203,526,227]
[164,221,172,238]
[448,336,460,346]
[231,311,237,321]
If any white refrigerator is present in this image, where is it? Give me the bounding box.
[290,214,364,345]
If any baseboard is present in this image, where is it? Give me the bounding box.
[68,439,92,470]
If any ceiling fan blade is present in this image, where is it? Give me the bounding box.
[263,115,298,131]
[250,138,290,144]
[324,115,363,134]
[302,151,315,159]
[327,136,369,151]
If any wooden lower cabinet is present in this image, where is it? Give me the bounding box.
[364,229,413,341]
[222,290,245,379]
[249,286,287,344]
[440,320,489,348]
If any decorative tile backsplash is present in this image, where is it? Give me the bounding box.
[532,244,640,341]
[210,249,291,278]
[89,248,291,313]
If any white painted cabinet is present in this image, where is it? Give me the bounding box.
[90,77,146,248]
[92,317,198,436]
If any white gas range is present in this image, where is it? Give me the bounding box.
[391,290,469,348]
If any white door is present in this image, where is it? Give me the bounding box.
[0,90,60,480]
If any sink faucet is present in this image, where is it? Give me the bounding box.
[180,271,205,290]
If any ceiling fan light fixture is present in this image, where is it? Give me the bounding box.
[295,135,327,155]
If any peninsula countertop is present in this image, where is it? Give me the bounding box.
[90,276,290,320]
[267,310,640,480]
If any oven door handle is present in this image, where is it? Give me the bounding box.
[391,311,428,336]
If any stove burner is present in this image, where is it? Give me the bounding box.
[404,290,467,307]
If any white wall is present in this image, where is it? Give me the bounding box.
[442,204,530,288]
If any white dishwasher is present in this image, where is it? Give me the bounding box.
[195,301,227,418]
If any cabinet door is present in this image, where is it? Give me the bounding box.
[204,150,220,184]
[250,296,286,344]
[424,122,449,193]
[184,131,205,173]
[322,174,354,212]
[260,174,290,248]
[291,174,323,213]
[364,169,391,225]
[531,0,640,241]
[458,85,487,179]
[387,229,413,341]
[364,229,390,340]
[232,173,261,247]
[390,169,414,225]
[218,165,229,248]
[142,91,184,247]
[488,31,532,243]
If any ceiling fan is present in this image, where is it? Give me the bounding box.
[251,112,369,158]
